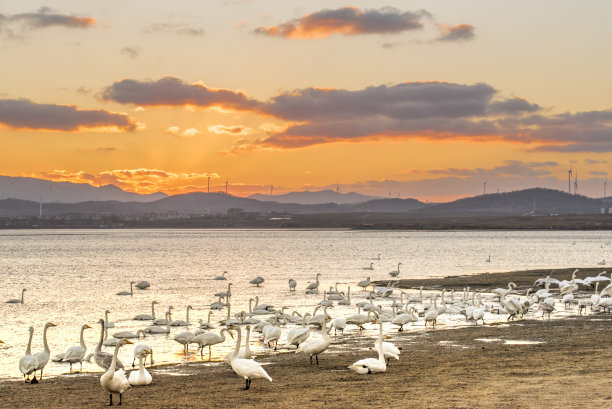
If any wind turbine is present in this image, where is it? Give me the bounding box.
[568,168,572,194]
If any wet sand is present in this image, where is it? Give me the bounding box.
[2,268,612,409]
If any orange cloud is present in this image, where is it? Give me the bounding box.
[208,124,254,136]
[254,7,426,39]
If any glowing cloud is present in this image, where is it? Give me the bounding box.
[0,98,137,132]
[254,6,427,39]
[208,124,254,136]
[0,6,95,30]
[436,24,475,42]
[101,77,260,112]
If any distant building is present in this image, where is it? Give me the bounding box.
[602,207,610,214]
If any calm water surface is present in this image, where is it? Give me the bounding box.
[0,229,610,380]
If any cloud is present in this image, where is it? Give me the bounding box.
[0,7,95,30]
[254,6,428,39]
[34,169,222,195]
[436,24,475,42]
[584,159,608,164]
[165,125,200,137]
[96,147,116,152]
[144,23,204,36]
[101,77,260,112]
[488,98,541,115]
[208,124,254,136]
[121,46,140,59]
[590,170,608,176]
[0,98,137,132]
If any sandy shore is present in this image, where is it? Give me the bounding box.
[3,268,612,409]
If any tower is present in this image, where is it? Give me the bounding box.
[604,181,607,199]
[574,171,578,195]
[483,181,487,195]
[568,168,572,194]
[207,174,210,193]
[225,179,228,195]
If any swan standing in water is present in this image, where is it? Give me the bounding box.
[357,277,371,291]
[213,271,228,280]
[194,327,233,359]
[134,301,158,321]
[128,350,152,386]
[19,327,39,383]
[170,305,193,326]
[349,319,387,374]
[389,262,402,277]
[100,339,132,406]
[33,322,56,380]
[95,319,124,371]
[249,276,265,287]
[7,288,26,304]
[104,310,115,329]
[62,324,92,372]
[305,273,321,293]
[135,281,151,290]
[229,325,272,390]
[116,281,135,296]
[288,278,297,291]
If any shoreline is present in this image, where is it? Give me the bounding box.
[3,265,612,408]
[2,314,611,408]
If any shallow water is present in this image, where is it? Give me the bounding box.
[0,229,610,380]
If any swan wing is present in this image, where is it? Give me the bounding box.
[64,346,86,362]
[19,355,39,375]
[231,358,272,381]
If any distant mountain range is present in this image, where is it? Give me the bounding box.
[0,187,609,218]
[0,174,609,219]
[0,176,166,203]
[249,190,381,205]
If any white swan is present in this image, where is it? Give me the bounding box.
[363,263,374,270]
[493,282,517,298]
[338,286,351,305]
[100,339,132,406]
[152,306,173,325]
[288,278,297,291]
[349,318,387,374]
[7,288,26,304]
[116,281,135,296]
[286,313,311,347]
[296,319,331,365]
[146,313,171,334]
[19,326,39,383]
[134,301,158,320]
[262,313,282,350]
[170,305,193,326]
[194,327,233,359]
[33,322,56,380]
[62,324,92,372]
[95,319,124,371]
[128,351,152,386]
[424,297,439,328]
[174,331,196,353]
[199,311,215,330]
[330,317,346,335]
[392,307,418,331]
[132,343,153,367]
[229,325,272,390]
[104,309,115,329]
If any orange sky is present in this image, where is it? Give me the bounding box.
[1,1,611,201]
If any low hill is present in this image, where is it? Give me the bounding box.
[413,188,604,216]
[249,189,381,205]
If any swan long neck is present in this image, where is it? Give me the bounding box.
[138,356,145,374]
[207,310,212,323]
[108,342,121,375]
[79,326,87,349]
[376,321,385,363]
[595,282,599,293]
[249,299,253,313]
[230,327,241,360]
[130,282,133,296]
[244,327,251,353]
[321,319,330,342]
[21,289,25,303]
[26,328,34,355]
[226,303,231,320]
[42,325,51,353]
[151,302,156,319]
[96,321,104,353]
[302,313,310,327]
[186,307,190,325]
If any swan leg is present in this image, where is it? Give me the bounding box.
[31,375,38,384]
[315,355,319,365]
[80,361,83,372]
[209,345,212,360]
[132,358,135,368]
[242,378,250,390]
[118,393,122,406]
[107,393,113,406]
[69,362,73,373]
[309,355,313,365]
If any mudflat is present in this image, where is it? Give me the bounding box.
[2,314,611,409]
